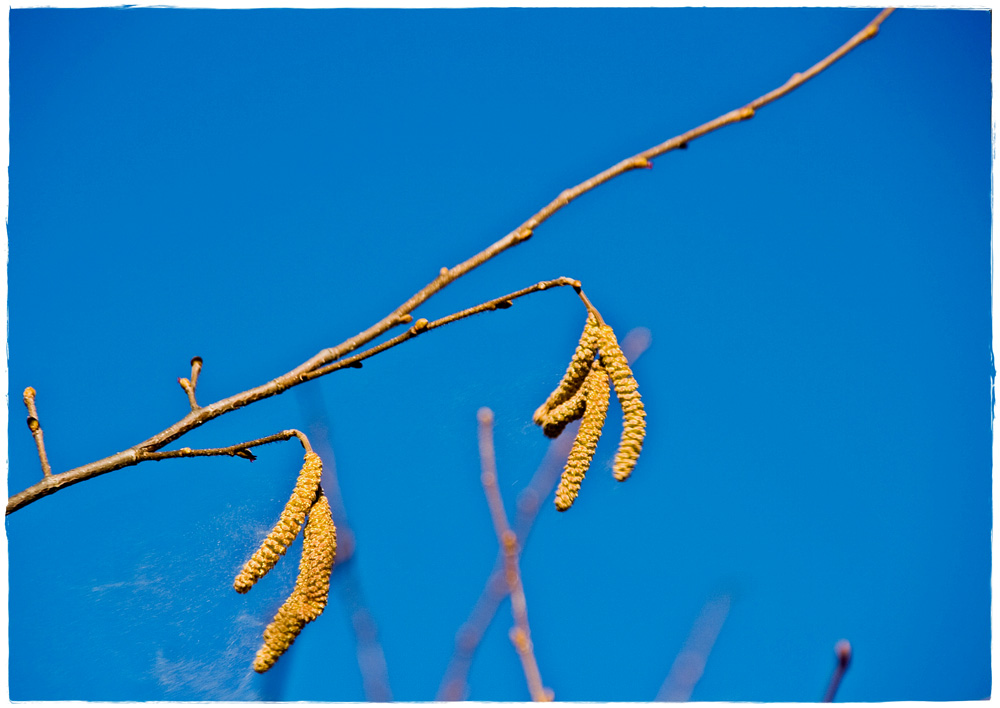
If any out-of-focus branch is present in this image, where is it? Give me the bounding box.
[656,594,732,701]
[296,386,393,702]
[822,639,852,702]
[438,327,652,700]
[477,407,551,702]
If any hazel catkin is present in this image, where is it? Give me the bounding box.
[533,314,600,426]
[251,492,338,673]
[253,595,309,673]
[537,381,588,439]
[596,325,646,482]
[554,360,610,511]
[234,451,323,593]
[294,492,337,622]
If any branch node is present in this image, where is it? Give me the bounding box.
[440,267,450,277]
[411,318,430,333]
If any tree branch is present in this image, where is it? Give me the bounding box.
[8,8,894,516]
[7,279,578,514]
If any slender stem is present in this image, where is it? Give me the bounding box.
[477,408,551,702]
[8,9,893,515]
[822,640,852,702]
[302,277,579,382]
[139,429,312,463]
[22,388,52,478]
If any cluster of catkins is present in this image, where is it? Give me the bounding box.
[533,314,646,511]
[234,451,337,673]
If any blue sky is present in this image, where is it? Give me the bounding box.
[6,7,991,702]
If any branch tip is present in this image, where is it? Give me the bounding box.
[835,639,852,668]
[22,387,53,478]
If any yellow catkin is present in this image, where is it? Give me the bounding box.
[251,494,338,673]
[253,595,309,673]
[538,379,588,439]
[294,493,337,622]
[555,361,610,511]
[597,325,646,482]
[533,314,600,426]
[234,451,323,594]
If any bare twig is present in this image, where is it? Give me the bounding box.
[138,429,312,463]
[478,407,551,702]
[438,327,652,701]
[8,9,893,516]
[22,387,52,478]
[178,356,204,411]
[301,277,580,382]
[822,639,852,702]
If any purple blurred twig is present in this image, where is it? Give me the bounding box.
[297,386,393,702]
[822,639,852,702]
[656,594,731,701]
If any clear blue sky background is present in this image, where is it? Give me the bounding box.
[7,7,991,702]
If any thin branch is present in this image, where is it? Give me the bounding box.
[138,429,312,463]
[22,387,52,478]
[822,639,852,702]
[8,9,893,515]
[438,327,652,701]
[477,407,551,703]
[301,277,580,382]
[178,356,203,411]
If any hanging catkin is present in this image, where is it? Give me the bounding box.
[294,492,337,622]
[597,325,646,481]
[234,451,323,593]
[554,360,610,511]
[533,314,600,425]
[252,492,338,673]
